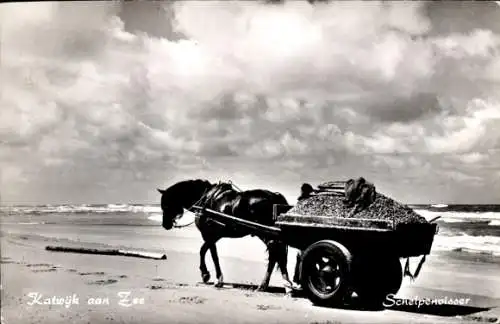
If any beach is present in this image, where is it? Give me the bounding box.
[3,1,500,323]
[1,211,499,324]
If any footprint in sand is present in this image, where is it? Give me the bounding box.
[78,271,106,276]
[87,279,118,286]
[32,268,58,273]
[147,285,165,290]
[256,304,282,311]
[25,263,59,272]
[173,283,188,288]
[175,296,206,305]
[25,263,53,268]
[148,282,188,290]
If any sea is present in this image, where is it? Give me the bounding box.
[1,203,499,257]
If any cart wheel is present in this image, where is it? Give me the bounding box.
[352,257,403,308]
[300,240,352,306]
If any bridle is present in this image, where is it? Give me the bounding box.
[170,186,211,229]
[172,180,241,228]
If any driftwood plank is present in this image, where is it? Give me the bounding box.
[45,246,167,260]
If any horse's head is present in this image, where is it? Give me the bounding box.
[157,179,212,230]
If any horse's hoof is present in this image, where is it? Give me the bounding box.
[214,274,224,288]
[201,273,211,283]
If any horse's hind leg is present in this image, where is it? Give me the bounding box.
[199,242,211,283]
[209,243,224,288]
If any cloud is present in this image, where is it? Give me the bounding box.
[1,1,500,204]
[425,99,500,154]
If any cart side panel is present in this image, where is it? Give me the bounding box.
[393,223,438,257]
[277,224,396,256]
[277,221,437,258]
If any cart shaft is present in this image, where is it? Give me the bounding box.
[191,206,282,239]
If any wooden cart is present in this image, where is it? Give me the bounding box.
[191,204,438,307]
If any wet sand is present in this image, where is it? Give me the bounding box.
[1,223,499,324]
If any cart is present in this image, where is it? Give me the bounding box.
[191,204,437,307]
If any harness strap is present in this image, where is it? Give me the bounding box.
[203,183,230,209]
[187,182,231,212]
[179,181,239,228]
[186,186,211,213]
[227,180,243,192]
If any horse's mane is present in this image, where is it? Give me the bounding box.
[175,179,211,189]
[164,179,287,205]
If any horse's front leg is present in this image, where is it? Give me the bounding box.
[209,244,224,288]
[199,242,211,283]
[275,242,295,295]
[258,258,277,292]
[258,241,278,291]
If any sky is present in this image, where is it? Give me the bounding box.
[1,0,500,205]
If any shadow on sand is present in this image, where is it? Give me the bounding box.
[220,282,494,318]
[386,302,492,317]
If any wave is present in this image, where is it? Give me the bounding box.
[433,234,500,256]
[1,204,162,215]
[3,204,499,257]
[148,214,162,223]
[147,210,196,227]
[410,204,500,212]
[17,222,46,225]
[414,209,500,222]
[431,204,449,208]
[489,220,500,226]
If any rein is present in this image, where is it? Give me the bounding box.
[172,187,211,229]
[172,181,242,229]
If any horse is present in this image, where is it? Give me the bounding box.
[157,179,294,292]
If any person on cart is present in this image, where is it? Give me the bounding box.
[292,183,316,288]
[297,183,315,201]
